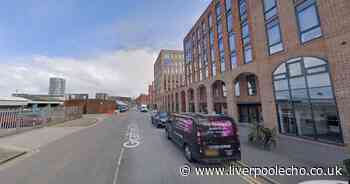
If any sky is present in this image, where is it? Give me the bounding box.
[0,0,210,97]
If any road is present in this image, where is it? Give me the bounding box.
[0,111,250,184]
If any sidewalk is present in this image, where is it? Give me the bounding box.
[0,114,108,165]
[238,125,349,184]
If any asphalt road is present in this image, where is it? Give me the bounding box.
[0,111,249,184]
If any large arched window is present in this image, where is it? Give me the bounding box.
[273,57,342,143]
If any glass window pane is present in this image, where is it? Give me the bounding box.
[309,86,333,99]
[291,88,308,99]
[274,74,286,80]
[270,43,283,54]
[242,23,250,38]
[298,5,319,32]
[294,102,315,138]
[244,47,253,63]
[268,24,281,45]
[229,33,236,52]
[227,14,233,32]
[307,73,331,88]
[304,57,326,68]
[265,7,277,21]
[231,54,237,66]
[277,102,297,135]
[264,0,276,11]
[307,66,326,74]
[290,76,306,89]
[312,102,342,143]
[235,81,240,96]
[274,79,289,91]
[288,62,303,77]
[226,0,232,11]
[274,63,286,75]
[301,27,322,43]
[275,90,290,100]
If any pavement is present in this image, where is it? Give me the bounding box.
[238,125,349,184]
[0,111,251,184]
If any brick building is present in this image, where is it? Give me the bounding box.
[153,50,185,112]
[148,82,156,109]
[159,0,350,153]
[135,94,149,106]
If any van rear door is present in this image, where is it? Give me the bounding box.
[197,117,239,157]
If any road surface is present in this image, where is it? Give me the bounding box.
[0,111,250,184]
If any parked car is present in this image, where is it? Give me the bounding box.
[19,113,47,127]
[151,112,169,128]
[140,105,148,112]
[165,113,241,163]
[118,105,129,113]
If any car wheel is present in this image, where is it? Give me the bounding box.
[184,144,193,162]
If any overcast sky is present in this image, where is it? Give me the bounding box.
[0,0,209,97]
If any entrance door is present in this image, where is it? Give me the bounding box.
[238,104,262,123]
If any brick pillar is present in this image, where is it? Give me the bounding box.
[207,84,214,114]
[194,88,200,113]
[226,82,239,122]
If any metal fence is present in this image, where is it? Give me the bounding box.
[0,106,82,137]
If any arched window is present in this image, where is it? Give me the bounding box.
[273,57,342,143]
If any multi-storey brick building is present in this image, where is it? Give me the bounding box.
[135,94,149,107]
[163,0,350,157]
[154,50,185,112]
[148,82,156,110]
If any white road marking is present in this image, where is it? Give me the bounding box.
[122,124,141,148]
[113,147,125,184]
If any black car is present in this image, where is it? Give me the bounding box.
[165,113,241,163]
[151,112,169,128]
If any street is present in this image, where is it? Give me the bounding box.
[0,111,250,184]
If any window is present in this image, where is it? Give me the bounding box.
[295,0,322,43]
[239,0,253,64]
[218,38,225,73]
[235,81,240,97]
[212,62,217,77]
[247,75,257,96]
[225,0,232,12]
[226,3,236,69]
[263,0,283,55]
[216,3,222,19]
[273,57,342,143]
[227,13,233,33]
[208,14,213,28]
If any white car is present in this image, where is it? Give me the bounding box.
[140,105,148,112]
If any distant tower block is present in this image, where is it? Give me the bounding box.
[49,77,66,96]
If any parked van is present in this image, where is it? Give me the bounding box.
[165,113,241,163]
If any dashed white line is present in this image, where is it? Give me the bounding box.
[112,147,125,184]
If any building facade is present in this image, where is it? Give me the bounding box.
[148,82,156,110]
[49,77,66,96]
[154,50,185,112]
[95,93,109,100]
[135,94,149,106]
[162,0,350,151]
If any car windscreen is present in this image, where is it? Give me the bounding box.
[198,119,234,137]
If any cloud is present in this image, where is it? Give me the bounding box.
[0,49,156,98]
